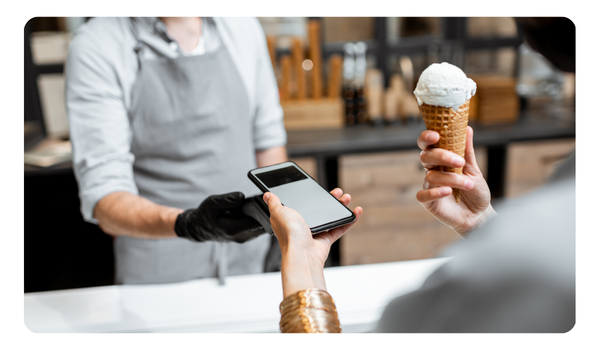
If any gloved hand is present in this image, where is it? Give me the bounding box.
[175,192,266,243]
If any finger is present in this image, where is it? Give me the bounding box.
[329,206,363,241]
[338,193,351,206]
[330,188,343,199]
[463,126,482,174]
[420,148,465,170]
[263,192,282,214]
[329,188,351,206]
[315,206,363,245]
[417,130,440,150]
[425,170,475,190]
[416,187,453,204]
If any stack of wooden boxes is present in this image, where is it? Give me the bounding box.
[469,75,520,124]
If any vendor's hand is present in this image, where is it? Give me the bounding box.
[263,189,363,267]
[417,127,496,236]
[174,192,265,243]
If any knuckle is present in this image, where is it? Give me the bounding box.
[425,170,436,183]
[451,173,463,186]
[442,152,454,164]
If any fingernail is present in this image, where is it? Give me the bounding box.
[263,193,270,201]
[464,179,474,189]
[451,156,465,167]
[439,187,452,196]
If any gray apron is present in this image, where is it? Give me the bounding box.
[114,19,270,285]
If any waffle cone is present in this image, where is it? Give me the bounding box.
[419,100,470,203]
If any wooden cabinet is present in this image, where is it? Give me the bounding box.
[506,139,575,198]
[311,139,574,267]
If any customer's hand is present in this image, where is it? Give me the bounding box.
[174,192,266,243]
[264,189,362,297]
[264,188,362,266]
[417,126,496,236]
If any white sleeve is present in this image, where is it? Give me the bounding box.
[65,30,138,224]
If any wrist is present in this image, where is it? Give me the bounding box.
[164,207,185,237]
[459,204,497,237]
[281,243,325,269]
[281,247,326,298]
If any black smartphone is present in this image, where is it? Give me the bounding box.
[248,161,356,234]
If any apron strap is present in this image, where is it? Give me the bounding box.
[216,242,228,285]
[129,18,145,71]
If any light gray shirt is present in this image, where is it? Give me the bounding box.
[65,17,286,223]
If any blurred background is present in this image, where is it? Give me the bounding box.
[24,17,575,293]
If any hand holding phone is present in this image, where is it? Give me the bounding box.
[248,161,356,233]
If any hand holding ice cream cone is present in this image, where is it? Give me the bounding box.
[414,62,496,237]
[414,62,477,203]
[416,126,495,237]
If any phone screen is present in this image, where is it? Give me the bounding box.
[251,163,354,231]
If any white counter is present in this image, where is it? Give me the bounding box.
[24,257,450,333]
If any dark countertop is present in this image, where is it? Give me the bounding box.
[286,105,575,158]
[25,105,575,175]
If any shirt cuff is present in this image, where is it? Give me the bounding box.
[254,118,287,151]
[77,160,138,224]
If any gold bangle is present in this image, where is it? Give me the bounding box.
[280,297,337,316]
[280,310,341,333]
[279,289,341,333]
[280,289,336,313]
[280,307,338,328]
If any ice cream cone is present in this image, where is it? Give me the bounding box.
[419,100,470,203]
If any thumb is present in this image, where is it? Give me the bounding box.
[463,126,482,175]
[263,192,282,213]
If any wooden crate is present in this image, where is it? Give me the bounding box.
[470,75,519,125]
[281,98,345,130]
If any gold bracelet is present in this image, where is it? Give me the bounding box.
[279,289,341,333]
[280,310,341,333]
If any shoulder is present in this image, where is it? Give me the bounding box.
[215,17,264,36]
[68,17,134,58]
[214,17,266,51]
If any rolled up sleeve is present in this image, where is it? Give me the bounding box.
[251,22,287,151]
[65,32,138,224]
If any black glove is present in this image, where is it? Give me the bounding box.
[175,192,266,243]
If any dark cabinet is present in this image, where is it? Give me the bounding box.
[25,167,114,293]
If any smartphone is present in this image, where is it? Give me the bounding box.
[248,161,356,234]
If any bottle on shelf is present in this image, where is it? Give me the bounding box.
[354,42,368,124]
[342,42,357,126]
[365,68,384,126]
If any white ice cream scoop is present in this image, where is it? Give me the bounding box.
[413,62,477,112]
